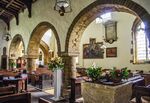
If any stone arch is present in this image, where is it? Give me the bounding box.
[40,40,49,65]
[9,34,25,58]
[65,0,150,53]
[27,21,61,58]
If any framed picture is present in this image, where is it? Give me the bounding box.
[104,21,117,44]
[83,42,104,59]
[106,47,117,57]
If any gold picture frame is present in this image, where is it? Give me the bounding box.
[106,47,117,57]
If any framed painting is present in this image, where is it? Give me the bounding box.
[106,47,117,57]
[83,42,104,59]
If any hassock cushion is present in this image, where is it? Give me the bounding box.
[142,96,150,102]
[130,97,150,103]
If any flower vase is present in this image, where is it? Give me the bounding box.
[51,68,63,101]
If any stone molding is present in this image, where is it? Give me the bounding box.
[27,21,61,57]
[9,34,25,58]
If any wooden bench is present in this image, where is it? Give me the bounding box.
[0,86,15,96]
[0,92,31,103]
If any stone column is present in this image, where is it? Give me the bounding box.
[70,56,77,78]
[27,55,38,72]
[60,52,78,97]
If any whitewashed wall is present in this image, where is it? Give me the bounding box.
[8,0,150,54]
[79,12,150,72]
[0,20,10,68]
[8,0,94,54]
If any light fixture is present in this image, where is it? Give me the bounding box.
[2,31,12,42]
[54,0,72,16]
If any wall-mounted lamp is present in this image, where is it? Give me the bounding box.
[2,32,12,42]
[54,0,72,16]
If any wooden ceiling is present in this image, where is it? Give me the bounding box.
[0,0,36,30]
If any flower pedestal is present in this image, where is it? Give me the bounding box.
[51,69,64,101]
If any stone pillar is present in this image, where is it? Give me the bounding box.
[27,58,37,72]
[70,56,77,78]
[60,52,78,97]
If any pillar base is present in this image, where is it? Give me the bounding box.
[51,97,64,102]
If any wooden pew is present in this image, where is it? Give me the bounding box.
[0,92,31,103]
[0,86,15,96]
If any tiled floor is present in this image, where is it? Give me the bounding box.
[29,85,69,103]
[29,85,84,103]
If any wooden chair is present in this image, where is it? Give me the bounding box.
[142,73,150,86]
[134,85,150,103]
[0,92,31,103]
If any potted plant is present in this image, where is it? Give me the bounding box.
[86,65,102,82]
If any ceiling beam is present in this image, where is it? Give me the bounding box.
[20,0,32,18]
[0,3,19,25]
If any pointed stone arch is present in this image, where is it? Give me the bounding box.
[40,40,49,65]
[27,21,61,58]
[65,0,150,54]
[9,34,25,58]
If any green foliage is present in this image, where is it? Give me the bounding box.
[121,67,129,79]
[9,60,16,68]
[86,66,102,82]
[110,67,129,79]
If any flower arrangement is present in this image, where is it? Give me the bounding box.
[86,63,129,83]
[86,64,102,82]
[48,56,64,71]
[9,60,16,69]
[110,67,129,83]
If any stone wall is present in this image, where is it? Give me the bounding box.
[0,20,9,69]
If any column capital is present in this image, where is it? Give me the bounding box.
[27,55,38,59]
[60,51,79,57]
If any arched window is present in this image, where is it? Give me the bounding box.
[134,22,150,63]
